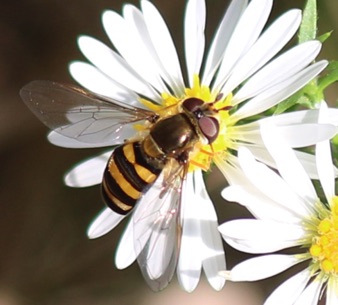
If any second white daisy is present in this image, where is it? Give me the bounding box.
[219,103,338,304]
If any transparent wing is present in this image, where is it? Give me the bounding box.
[20,80,158,144]
[132,163,187,291]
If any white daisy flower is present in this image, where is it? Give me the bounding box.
[30,0,338,292]
[219,103,338,304]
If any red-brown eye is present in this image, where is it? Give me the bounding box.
[182,98,204,112]
[199,116,219,143]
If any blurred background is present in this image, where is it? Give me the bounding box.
[0,0,337,304]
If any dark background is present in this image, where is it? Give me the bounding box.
[0,1,337,304]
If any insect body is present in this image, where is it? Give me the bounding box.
[103,99,220,216]
[20,80,223,291]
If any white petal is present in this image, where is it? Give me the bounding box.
[276,123,337,148]
[221,9,302,96]
[64,151,111,187]
[213,0,272,91]
[294,150,322,179]
[115,219,137,269]
[222,185,301,223]
[261,122,317,208]
[237,106,338,133]
[102,10,166,93]
[265,268,311,305]
[238,147,311,218]
[233,41,321,103]
[177,173,202,292]
[224,254,300,281]
[242,144,322,180]
[123,4,183,96]
[202,0,248,86]
[78,36,161,102]
[219,219,305,254]
[231,60,328,122]
[294,276,322,305]
[264,107,338,126]
[326,278,338,305]
[87,208,126,239]
[69,62,142,104]
[316,102,336,204]
[194,171,226,291]
[231,123,336,148]
[184,0,206,86]
[141,0,185,93]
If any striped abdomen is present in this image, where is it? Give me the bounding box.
[102,141,163,215]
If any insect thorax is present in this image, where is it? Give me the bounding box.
[145,113,200,160]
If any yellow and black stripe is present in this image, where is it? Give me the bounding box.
[102,141,163,215]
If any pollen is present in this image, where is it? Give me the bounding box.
[319,219,331,234]
[310,196,338,274]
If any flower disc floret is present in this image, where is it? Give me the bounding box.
[310,196,338,274]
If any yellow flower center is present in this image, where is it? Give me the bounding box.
[310,196,338,274]
[139,75,232,172]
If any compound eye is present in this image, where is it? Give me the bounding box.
[199,116,219,144]
[182,98,204,112]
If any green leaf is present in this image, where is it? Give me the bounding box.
[296,94,315,108]
[332,134,338,164]
[318,61,338,92]
[298,0,317,43]
[317,31,332,43]
[333,133,338,146]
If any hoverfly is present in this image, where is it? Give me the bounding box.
[20,80,225,291]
